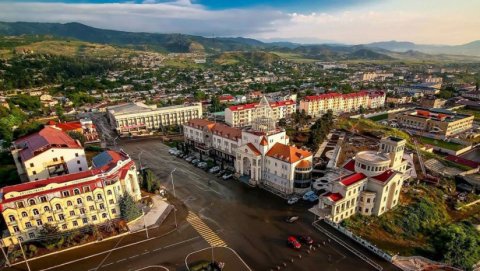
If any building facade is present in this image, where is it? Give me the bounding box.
[225,98,296,127]
[299,91,386,117]
[107,102,202,136]
[317,137,409,223]
[389,108,474,138]
[0,150,141,245]
[11,127,88,182]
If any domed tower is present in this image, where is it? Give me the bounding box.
[379,136,406,169]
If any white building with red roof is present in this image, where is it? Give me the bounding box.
[11,126,89,182]
[225,96,296,127]
[299,91,385,117]
[234,99,313,196]
[0,150,141,245]
[317,136,409,223]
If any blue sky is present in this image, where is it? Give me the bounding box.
[0,0,478,44]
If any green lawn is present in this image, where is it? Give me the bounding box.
[418,136,464,151]
[368,113,388,122]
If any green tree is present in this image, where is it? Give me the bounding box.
[119,194,142,222]
[142,169,159,193]
[67,131,86,145]
[55,105,65,121]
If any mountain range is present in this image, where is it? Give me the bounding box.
[0,21,479,61]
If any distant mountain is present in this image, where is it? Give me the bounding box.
[365,40,480,56]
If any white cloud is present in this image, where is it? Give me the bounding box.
[0,0,478,44]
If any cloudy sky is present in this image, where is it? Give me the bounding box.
[0,0,479,45]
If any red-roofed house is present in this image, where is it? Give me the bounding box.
[11,126,89,182]
[318,136,409,223]
[0,150,141,245]
[218,94,235,104]
[48,119,99,143]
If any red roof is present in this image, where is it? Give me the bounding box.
[185,118,241,141]
[246,143,261,156]
[343,160,355,171]
[266,143,312,163]
[228,100,295,111]
[324,192,343,202]
[372,169,396,183]
[445,155,479,169]
[259,136,268,146]
[14,126,83,162]
[340,172,366,186]
[303,91,384,102]
[49,121,96,132]
[218,95,234,101]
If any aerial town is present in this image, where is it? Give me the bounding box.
[0,1,480,271]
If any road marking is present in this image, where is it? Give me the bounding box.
[117,259,126,263]
[142,251,150,255]
[186,211,227,247]
[130,255,139,259]
[103,262,113,267]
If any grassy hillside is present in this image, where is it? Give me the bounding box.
[214,51,280,65]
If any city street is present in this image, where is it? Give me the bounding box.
[3,136,401,271]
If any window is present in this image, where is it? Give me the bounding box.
[79,167,83,171]
[107,190,112,195]
[32,171,37,175]
[60,156,64,161]
[99,203,105,210]
[89,206,95,211]
[73,221,78,227]
[30,163,34,167]
[16,202,25,208]
[96,194,103,200]
[62,224,67,230]
[36,219,42,226]
[75,153,79,157]
[87,196,93,201]
[73,189,80,195]
[59,214,65,220]
[109,199,114,204]
[83,186,91,193]
[69,211,75,216]
[82,218,88,224]
[80,208,85,214]
[8,215,16,222]
[67,201,73,206]
[44,206,50,212]
[62,191,70,197]
[92,215,97,221]
[28,232,35,239]
[111,209,117,214]
[47,216,53,222]
[29,199,36,206]
[25,222,32,228]
[77,160,81,164]
[55,204,62,210]
[13,226,20,233]
[102,213,107,218]
[53,157,58,162]
[40,196,47,203]
[33,209,39,215]
[21,212,28,217]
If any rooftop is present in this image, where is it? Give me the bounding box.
[340,172,367,186]
[108,102,200,116]
[324,192,343,202]
[356,151,390,163]
[266,143,312,163]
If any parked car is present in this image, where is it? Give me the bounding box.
[287,236,301,249]
[216,170,226,177]
[287,197,299,205]
[285,216,299,223]
[185,156,194,162]
[168,148,178,155]
[197,162,208,169]
[176,152,184,157]
[209,166,220,174]
[297,235,313,245]
[222,173,233,180]
[302,191,316,201]
[191,159,200,165]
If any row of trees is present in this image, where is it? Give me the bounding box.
[307,110,334,151]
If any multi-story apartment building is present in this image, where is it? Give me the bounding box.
[183,119,241,163]
[11,126,89,182]
[317,137,409,223]
[389,108,474,138]
[225,98,296,127]
[107,102,202,136]
[299,91,385,117]
[0,150,141,245]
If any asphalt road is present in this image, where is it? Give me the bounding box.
[3,134,401,271]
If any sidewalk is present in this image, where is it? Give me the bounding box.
[129,195,172,232]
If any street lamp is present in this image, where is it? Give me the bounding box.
[170,168,178,228]
[142,206,149,239]
[138,150,145,171]
[113,136,119,149]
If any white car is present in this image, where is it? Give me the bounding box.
[168,148,178,155]
[222,173,233,180]
[209,166,220,173]
[287,197,299,205]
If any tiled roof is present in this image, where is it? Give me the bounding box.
[296,160,312,168]
[0,151,132,206]
[340,172,367,186]
[14,126,82,162]
[186,119,216,130]
[246,143,261,156]
[212,123,241,141]
[259,136,268,146]
[371,169,396,183]
[51,121,96,131]
[445,155,479,169]
[343,160,355,171]
[266,143,312,163]
[324,192,343,202]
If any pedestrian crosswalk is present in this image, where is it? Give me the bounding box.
[186,211,227,247]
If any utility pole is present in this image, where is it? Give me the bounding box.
[170,168,178,228]
[18,240,31,271]
[138,150,145,171]
[143,207,149,239]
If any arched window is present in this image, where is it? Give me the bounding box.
[28,199,36,206]
[32,209,39,215]
[107,190,112,195]
[87,196,93,201]
[96,194,103,200]
[73,189,80,195]
[44,206,50,212]
[67,201,73,206]
[21,211,28,217]
[8,215,15,222]
[55,204,62,210]
[102,213,107,218]
[76,198,82,204]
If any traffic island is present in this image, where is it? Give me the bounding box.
[185,247,251,271]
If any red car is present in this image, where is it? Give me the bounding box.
[287,236,302,249]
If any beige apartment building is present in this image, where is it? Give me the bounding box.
[389,108,474,138]
[225,98,296,127]
[299,91,385,117]
[107,102,202,136]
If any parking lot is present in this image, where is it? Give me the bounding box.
[117,137,400,271]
